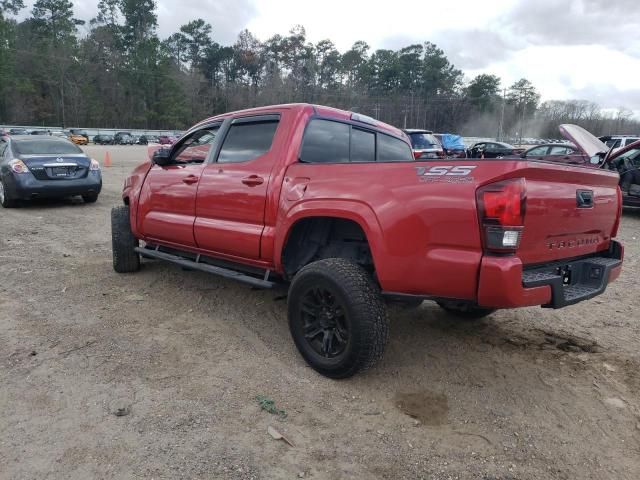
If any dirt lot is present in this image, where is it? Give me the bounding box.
[1,145,639,479]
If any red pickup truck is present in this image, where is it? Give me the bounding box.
[112,104,623,378]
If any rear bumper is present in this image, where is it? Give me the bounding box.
[4,172,102,200]
[477,240,623,309]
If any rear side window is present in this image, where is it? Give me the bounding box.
[300,119,350,163]
[549,146,569,155]
[351,128,375,163]
[378,133,413,162]
[218,120,279,163]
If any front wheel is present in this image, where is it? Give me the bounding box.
[111,205,140,273]
[0,178,17,208]
[82,193,98,203]
[436,300,496,320]
[288,258,389,379]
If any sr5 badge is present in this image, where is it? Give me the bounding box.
[415,165,477,183]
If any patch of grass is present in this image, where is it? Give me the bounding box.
[256,395,287,418]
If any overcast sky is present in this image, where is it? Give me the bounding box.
[22,0,640,115]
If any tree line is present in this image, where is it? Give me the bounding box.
[0,0,638,138]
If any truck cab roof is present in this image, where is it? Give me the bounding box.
[193,103,408,142]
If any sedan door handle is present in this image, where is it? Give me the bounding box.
[241,175,264,187]
[182,175,199,185]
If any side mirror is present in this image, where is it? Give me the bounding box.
[152,148,172,166]
[520,153,526,159]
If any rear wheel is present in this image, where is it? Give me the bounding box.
[437,300,496,320]
[0,178,17,208]
[82,193,98,203]
[288,258,389,379]
[111,205,140,273]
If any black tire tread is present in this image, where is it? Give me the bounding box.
[111,205,140,273]
[289,258,389,378]
[0,178,17,208]
[83,193,99,203]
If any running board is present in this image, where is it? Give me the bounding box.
[135,247,275,289]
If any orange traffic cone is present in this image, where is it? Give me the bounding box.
[103,151,112,168]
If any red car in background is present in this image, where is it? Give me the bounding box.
[520,143,586,164]
[158,135,176,145]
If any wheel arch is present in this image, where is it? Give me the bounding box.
[275,200,385,279]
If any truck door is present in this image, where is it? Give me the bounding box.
[137,126,219,247]
[194,115,281,260]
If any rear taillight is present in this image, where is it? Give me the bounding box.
[477,178,527,253]
[612,186,622,237]
[413,151,422,160]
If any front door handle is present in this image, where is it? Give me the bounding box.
[182,175,199,185]
[242,175,264,187]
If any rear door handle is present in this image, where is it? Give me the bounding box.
[242,175,264,186]
[182,175,199,185]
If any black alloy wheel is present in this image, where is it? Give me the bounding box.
[299,285,350,359]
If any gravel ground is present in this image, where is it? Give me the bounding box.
[1,145,639,479]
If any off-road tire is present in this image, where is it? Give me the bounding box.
[111,205,140,273]
[82,193,99,203]
[288,258,389,379]
[437,300,496,320]
[0,178,17,208]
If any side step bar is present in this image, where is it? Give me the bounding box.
[134,247,275,289]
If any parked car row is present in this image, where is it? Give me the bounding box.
[1,128,182,146]
[403,129,469,159]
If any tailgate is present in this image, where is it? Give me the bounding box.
[503,162,620,265]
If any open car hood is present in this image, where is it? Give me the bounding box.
[559,124,609,159]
